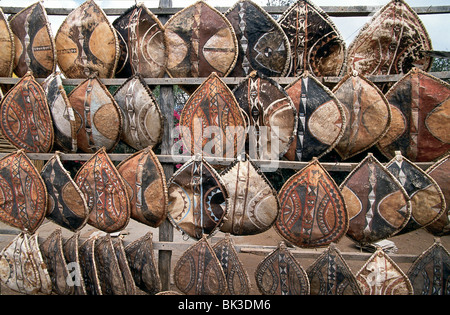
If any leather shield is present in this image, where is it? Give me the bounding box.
[78,236,102,295]
[55,0,119,78]
[112,238,136,295]
[63,232,87,295]
[28,233,52,295]
[0,8,14,77]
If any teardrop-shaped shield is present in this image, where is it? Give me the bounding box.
[284,72,346,161]
[165,0,238,78]
[306,243,362,295]
[117,146,168,227]
[0,72,54,153]
[276,159,348,248]
[113,3,166,78]
[347,0,432,76]
[68,76,122,153]
[232,71,297,159]
[0,8,14,77]
[174,235,227,295]
[55,0,119,78]
[168,155,228,240]
[28,233,52,295]
[180,72,246,159]
[0,150,47,234]
[340,153,411,244]
[377,68,450,162]
[407,240,450,295]
[9,2,56,77]
[112,238,136,295]
[63,232,87,295]
[226,0,290,77]
[255,241,310,295]
[333,72,391,160]
[278,0,346,77]
[78,236,102,295]
[386,153,446,234]
[74,148,130,233]
[356,247,413,295]
[220,155,279,235]
[113,74,163,150]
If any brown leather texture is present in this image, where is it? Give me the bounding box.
[63,232,87,295]
[78,236,102,295]
[0,8,14,77]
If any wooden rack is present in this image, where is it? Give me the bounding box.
[1,1,449,292]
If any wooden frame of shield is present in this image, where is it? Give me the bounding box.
[0,8,14,78]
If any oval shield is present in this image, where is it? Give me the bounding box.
[0,8,14,77]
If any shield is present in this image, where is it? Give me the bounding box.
[0,8,14,77]
[340,153,411,245]
[68,76,122,153]
[276,158,348,248]
[179,72,246,159]
[278,0,346,77]
[0,150,47,234]
[347,0,432,77]
[124,232,161,294]
[168,155,228,240]
[28,233,52,295]
[113,3,166,78]
[255,241,309,295]
[165,1,238,78]
[112,238,136,295]
[307,243,362,295]
[219,155,279,235]
[63,232,87,295]
[212,234,251,295]
[117,146,168,228]
[41,152,89,232]
[407,240,450,295]
[74,148,130,233]
[386,153,446,234]
[284,72,346,161]
[377,68,450,162]
[8,2,56,78]
[42,72,77,152]
[174,235,227,295]
[225,0,290,77]
[78,236,102,295]
[332,72,391,160]
[55,0,119,78]
[426,154,450,236]
[232,71,297,159]
[113,74,163,150]
[356,247,413,295]
[0,72,54,153]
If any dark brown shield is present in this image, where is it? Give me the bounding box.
[113,74,163,150]
[117,146,168,228]
[41,152,89,232]
[386,153,446,234]
[165,1,238,78]
[113,3,166,78]
[174,235,227,295]
[42,72,77,153]
[180,72,246,159]
[28,233,52,295]
[377,68,450,162]
[168,155,228,240]
[212,234,250,295]
[278,0,346,77]
[426,154,450,236]
[0,150,47,234]
[8,2,56,78]
[255,241,310,295]
[276,159,348,248]
[0,72,54,153]
[284,72,346,161]
[220,156,279,235]
[68,76,122,153]
[232,71,297,159]
[124,231,161,294]
[63,232,87,295]
[39,228,74,295]
[55,0,119,78]
[74,148,130,233]
[78,236,102,295]
[407,240,450,295]
[347,0,432,77]
[0,8,14,77]
[225,0,290,77]
[112,238,136,295]
[306,243,362,295]
[356,248,413,295]
[340,153,411,245]
[332,72,391,160]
